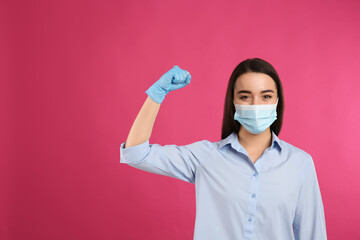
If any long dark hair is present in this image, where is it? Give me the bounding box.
[221,58,285,139]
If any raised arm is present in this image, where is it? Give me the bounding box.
[124,96,160,148]
[124,65,191,148]
[121,65,204,184]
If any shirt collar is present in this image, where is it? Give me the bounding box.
[218,130,282,153]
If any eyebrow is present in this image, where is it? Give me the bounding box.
[237,90,275,94]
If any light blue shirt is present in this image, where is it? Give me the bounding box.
[120,130,327,240]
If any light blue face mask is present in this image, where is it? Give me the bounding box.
[233,98,279,134]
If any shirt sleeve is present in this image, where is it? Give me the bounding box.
[293,155,327,240]
[120,139,206,183]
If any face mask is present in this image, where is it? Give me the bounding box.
[233,98,279,134]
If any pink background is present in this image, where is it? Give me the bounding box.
[2,0,360,239]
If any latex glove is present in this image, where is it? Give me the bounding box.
[145,65,191,104]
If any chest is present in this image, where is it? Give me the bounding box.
[248,150,266,164]
[196,158,302,213]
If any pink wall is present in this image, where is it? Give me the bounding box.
[2,0,360,239]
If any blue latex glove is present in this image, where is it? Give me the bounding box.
[145,65,191,104]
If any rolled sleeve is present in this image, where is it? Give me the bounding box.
[120,140,205,183]
[293,155,327,240]
[120,140,151,164]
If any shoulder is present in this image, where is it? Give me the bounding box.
[280,139,313,163]
[179,138,222,161]
[184,138,216,151]
[152,137,216,153]
[278,140,317,182]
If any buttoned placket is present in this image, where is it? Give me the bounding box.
[232,135,275,240]
[243,148,271,240]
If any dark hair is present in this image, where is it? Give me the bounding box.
[221,58,284,139]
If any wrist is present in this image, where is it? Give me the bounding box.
[145,84,166,104]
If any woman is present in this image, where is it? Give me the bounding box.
[120,58,327,240]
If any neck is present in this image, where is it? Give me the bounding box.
[237,127,272,151]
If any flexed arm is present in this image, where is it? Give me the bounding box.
[121,65,201,183]
[125,65,191,148]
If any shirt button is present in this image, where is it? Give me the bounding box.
[251,193,256,198]
[248,217,253,222]
[253,172,258,177]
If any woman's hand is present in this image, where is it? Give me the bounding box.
[145,65,191,104]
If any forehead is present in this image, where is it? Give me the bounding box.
[234,72,276,91]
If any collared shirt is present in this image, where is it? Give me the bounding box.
[120,130,327,240]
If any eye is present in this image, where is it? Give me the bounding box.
[264,95,272,99]
[240,96,250,100]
